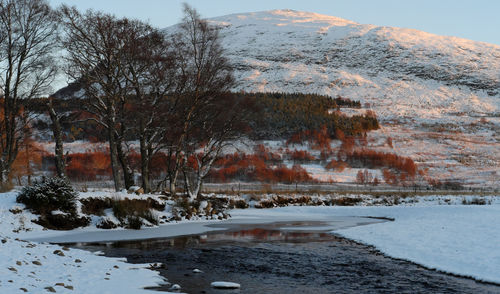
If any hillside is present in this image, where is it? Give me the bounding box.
[172,9,500,120]
[49,10,499,187]
[56,9,500,121]
[162,10,500,186]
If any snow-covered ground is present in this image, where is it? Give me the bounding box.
[0,191,170,293]
[0,237,166,293]
[2,189,500,292]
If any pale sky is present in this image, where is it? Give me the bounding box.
[48,0,500,45]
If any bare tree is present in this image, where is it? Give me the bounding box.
[121,27,177,193]
[162,4,235,195]
[58,4,246,196]
[47,97,66,178]
[182,93,254,200]
[0,0,58,184]
[58,6,142,191]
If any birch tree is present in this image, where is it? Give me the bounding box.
[58,6,135,190]
[0,0,58,184]
[162,4,234,195]
[121,27,176,193]
[47,97,65,178]
[182,93,254,200]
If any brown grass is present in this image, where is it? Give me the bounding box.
[81,197,165,217]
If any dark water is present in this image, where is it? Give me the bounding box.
[73,223,500,294]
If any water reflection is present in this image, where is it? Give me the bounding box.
[106,225,338,250]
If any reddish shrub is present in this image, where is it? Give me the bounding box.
[209,152,314,184]
[255,164,313,184]
[387,137,393,148]
[254,144,281,162]
[339,136,355,153]
[286,125,331,151]
[356,169,373,185]
[334,129,345,141]
[285,149,316,162]
[11,140,47,182]
[344,148,417,179]
[150,152,172,177]
[66,150,111,181]
[383,169,398,185]
[325,159,349,172]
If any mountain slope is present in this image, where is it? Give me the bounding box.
[50,10,499,186]
[164,10,499,186]
[163,9,500,121]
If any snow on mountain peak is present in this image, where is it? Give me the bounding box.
[208,9,358,31]
[166,9,500,121]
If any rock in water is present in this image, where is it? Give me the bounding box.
[210,281,241,289]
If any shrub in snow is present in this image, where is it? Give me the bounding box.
[111,199,160,229]
[80,197,113,216]
[229,199,249,209]
[16,177,89,230]
[125,215,142,230]
[35,213,90,230]
[17,177,78,215]
[96,218,118,229]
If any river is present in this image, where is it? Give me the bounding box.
[70,220,500,294]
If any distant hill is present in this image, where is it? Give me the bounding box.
[162,9,500,121]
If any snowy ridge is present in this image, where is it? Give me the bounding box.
[164,9,500,120]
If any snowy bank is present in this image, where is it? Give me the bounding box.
[0,237,166,293]
[0,191,169,293]
[2,188,499,291]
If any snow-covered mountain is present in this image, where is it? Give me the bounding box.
[51,10,499,186]
[164,9,500,121]
[163,10,500,186]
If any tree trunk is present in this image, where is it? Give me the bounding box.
[47,99,66,178]
[116,139,134,190]
[169,169,179,195]
[139,136,150,193]
[107,126,123,191]
[185,154,217,201]
[1,100,18,185]
[0,169,7,184]
[185,171,204,201]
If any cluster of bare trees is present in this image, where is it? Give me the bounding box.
[1,0,253,199]
[0,0,58,185]
[57,4,252,198]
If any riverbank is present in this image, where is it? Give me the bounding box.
[1,190,500,292]
[0,191,168,293]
